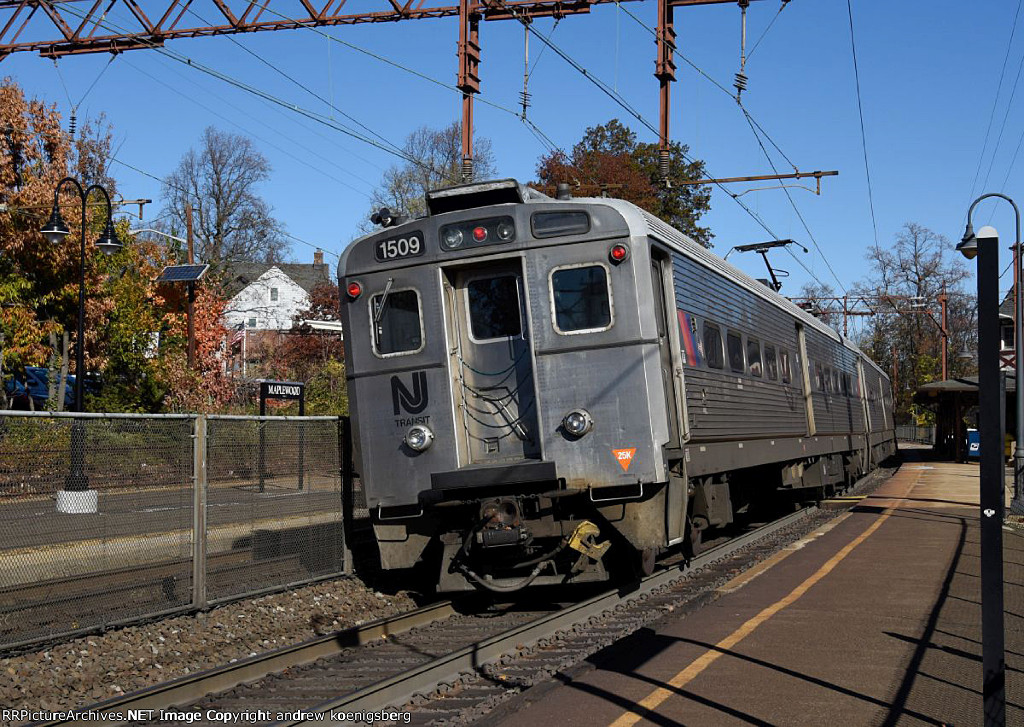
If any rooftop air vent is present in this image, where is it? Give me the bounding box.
[425,178,527,216]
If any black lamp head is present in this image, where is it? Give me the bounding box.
[94,220,123,256]
[957,221,978,260]
[40,205,70,244]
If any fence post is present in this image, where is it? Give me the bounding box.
[340,416,353,575]
[192,415,208,610]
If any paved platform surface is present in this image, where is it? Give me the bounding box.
[495,448,1024,726]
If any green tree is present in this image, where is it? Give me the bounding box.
[535,119,713,247]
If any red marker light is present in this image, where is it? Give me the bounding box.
[609,243,630,263]
[347,281,363,299]
[472,226,488,242]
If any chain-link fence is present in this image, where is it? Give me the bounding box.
[0,412,351,651]
[896,425,936,444]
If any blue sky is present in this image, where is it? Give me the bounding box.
[1,0,1017,307]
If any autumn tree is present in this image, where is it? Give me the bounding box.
[86,225,176,412]
[367,121,497,225]
[158,284,234,412]
[535,119,713,247]
[0,80,122,409]
[855,223,976,423]
[163,127,287,269]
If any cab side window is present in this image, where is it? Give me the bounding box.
[371,289,424,356]
[550,265,612,333]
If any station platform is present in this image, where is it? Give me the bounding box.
[496,447,1024,726]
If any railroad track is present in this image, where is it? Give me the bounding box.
[36,502,838,727]
[1,550,313,652]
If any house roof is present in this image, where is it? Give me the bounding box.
[1001,291,1016,319]
[223,262,330,298]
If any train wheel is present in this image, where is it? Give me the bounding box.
[640,548,656,576]
[684,517,704,559]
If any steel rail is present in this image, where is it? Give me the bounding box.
[289,506,814,724]
[38,601,458,726]
[37,504,811,726]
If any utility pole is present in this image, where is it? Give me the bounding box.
[656,0,675,183]
[892,343,898,398]
[940,284,948,381]
[186,204,195,371]
[457,0,480,183]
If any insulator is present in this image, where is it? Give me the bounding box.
[734,71,748,94]
[68,114,77,139]
[519,89,531,110]
[461,157,474,183]
[659,149,670,184]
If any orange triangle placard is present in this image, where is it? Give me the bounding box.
[613,448,637,472]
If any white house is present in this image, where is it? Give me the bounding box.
[223,251,331,332]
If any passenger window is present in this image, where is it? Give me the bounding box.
[703,323,724,369]
[764,344,778,381]
[371,289,423,356]
[747,338,763,377]
[550,265,612,333]
[832,370,840,394]
[780,349,791,384]
[467,275,522,340]
[727,331,744,373]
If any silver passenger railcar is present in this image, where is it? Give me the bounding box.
[338,180,896,592]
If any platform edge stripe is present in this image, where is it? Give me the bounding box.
[609,507,899,727]
[288,508,816,725]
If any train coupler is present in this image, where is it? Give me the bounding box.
[567,520,611,561]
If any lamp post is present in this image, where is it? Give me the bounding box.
[962,194,1024,514]
[40,177,122,514]
[957,215,1006,727]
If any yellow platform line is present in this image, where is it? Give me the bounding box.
[611,509,892,727]
[606,463,932,727]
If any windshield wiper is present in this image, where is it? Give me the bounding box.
[372,277,395,345]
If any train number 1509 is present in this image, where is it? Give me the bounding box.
[375,231,425,262]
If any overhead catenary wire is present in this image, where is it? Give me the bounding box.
[183,5,409,162]
[45,2,455,181]
[105,153,339,260]
[846,0,879,253]
[615,2,797,171]
[120,54,376,199]
[968,0,1023,203]
[979,27,1024,203]
[739,107,846,294]
[744,0,789,62]
[495,0,840,295]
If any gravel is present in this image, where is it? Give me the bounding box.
[0,576,417,726]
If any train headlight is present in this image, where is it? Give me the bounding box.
[405,425,434,452]
[496,221,515,241]
[442,227,464,248]
[562,409,594,437]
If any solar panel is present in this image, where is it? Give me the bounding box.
[156,264,210,283]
